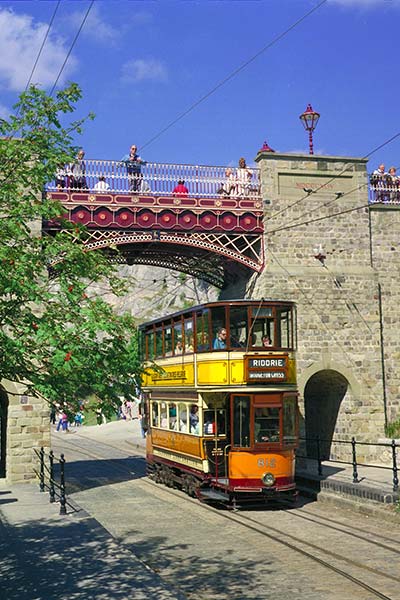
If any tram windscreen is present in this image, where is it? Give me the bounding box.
[254,407,280,443]
[232,396,250,447]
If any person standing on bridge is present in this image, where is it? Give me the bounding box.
[122,144,147,192]
[172,180,189,197]
[70,149,88,190]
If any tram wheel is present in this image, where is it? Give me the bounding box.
[165,467,174,488]
[154,465,163,484]
[187,475,199,498]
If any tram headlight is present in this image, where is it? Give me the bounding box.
[261,472,275,487]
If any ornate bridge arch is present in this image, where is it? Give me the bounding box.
[44,159,265,287]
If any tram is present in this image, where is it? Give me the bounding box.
[139,299,298,506]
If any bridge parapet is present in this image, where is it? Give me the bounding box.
[47,159,261,200]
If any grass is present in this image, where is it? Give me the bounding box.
[384,418,400,439]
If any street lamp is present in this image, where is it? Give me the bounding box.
[299,104,320,155]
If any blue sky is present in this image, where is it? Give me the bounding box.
[0,0,399,171]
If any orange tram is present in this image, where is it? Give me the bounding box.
[139,299,299,507]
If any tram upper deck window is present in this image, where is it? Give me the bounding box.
[254,407,280,444]
[211,306,227,350]
[196,309,210,352]
[155,328,163,358]
[174,320,183,355]
[232,395,250,448]
[184,319,194,353]
[229,307,247,349]
[147,331,155,360]
[277,307,293,348]
[250,306,274,348]
[164,326,173,356]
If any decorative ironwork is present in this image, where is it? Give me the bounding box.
[48,158,261,200]
[44,159,265,287]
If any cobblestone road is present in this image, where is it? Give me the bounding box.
[52,424,400,600]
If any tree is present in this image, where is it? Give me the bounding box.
[0,84,141,416]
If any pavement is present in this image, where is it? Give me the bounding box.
[0,421,399,600]
[0,421,184,600]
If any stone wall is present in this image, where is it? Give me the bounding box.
[2,380,50,484]
[251,151,391,460]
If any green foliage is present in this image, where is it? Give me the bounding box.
[385,419,400,439]
[0,84,141,414]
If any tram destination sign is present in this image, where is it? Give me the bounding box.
[245,355,288,383]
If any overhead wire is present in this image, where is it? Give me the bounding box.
[50,1,94,96]
[0,1,94,189]
[139,0,329,152]
[24,0,62,94]
[267,249,375,391]
[265,131,400,231]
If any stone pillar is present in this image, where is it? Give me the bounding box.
[1,380,50,484]
[252,151,386,456]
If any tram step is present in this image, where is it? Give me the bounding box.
[198,488,229,502]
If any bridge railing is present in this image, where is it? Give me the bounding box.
[369,175,400,205]
[47,159,261,199]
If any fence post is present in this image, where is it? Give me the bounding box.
[39,447,45,492]
[49,450,56,503]
[351,437,359,483]
[316,435,322,476]
[391,440,399,492]
[59,454,67,515]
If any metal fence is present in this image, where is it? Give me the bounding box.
[46,159,261,199]
[33,447,67,515]
[297,436,399,492]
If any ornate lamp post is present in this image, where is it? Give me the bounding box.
[299,104,320,155]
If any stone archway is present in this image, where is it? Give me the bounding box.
[304,369,349,460]
[0,388,8,478]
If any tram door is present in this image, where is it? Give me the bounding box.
[231,395,251,449]
[203,406,229,480]
[0,390,8,478]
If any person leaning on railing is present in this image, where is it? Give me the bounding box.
[387,166,400,202]
[121,144,147,192]
[370,163,389,203]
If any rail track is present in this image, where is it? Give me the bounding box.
[52,432,400,600]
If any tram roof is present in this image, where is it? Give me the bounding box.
[138,298,296,329]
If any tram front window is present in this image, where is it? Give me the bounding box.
[232,396,250,447]
[283,397,297,445]
[254,407,280,443]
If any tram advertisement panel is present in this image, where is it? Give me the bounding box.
[245,355,288,383]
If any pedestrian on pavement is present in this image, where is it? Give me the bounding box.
[50,403,57,425]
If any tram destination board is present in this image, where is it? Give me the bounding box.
[245,355,288,382]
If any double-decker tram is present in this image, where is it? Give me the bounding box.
[139,299,298,507]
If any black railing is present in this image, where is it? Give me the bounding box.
[33,447,68,515]
[297,436,399,492]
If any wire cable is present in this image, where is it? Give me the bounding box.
[50,1,94,97]
[139,0,328,152]
[25,1,61,93]
[266,130,400,226]
[267,249,374,391]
